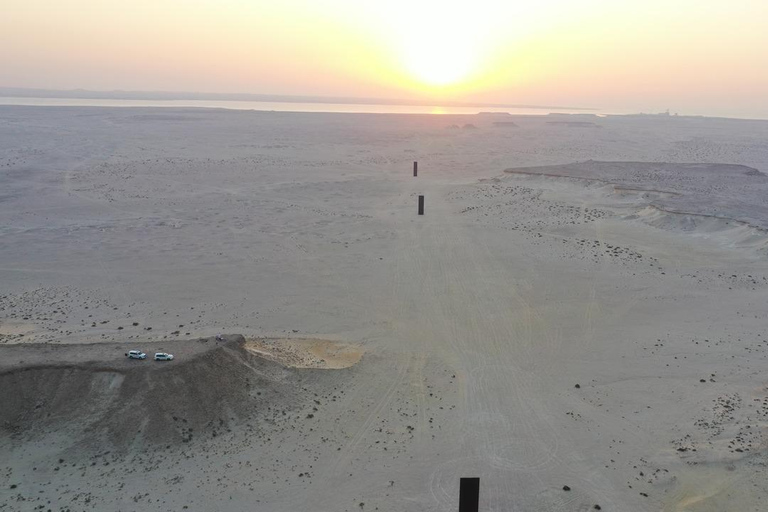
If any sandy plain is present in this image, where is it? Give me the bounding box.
[1,107,768,511]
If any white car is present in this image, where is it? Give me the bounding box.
[154,352,174,361]
[126,350,146,360]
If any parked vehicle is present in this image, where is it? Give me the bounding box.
[126,350,146,360]
[154,352,174,361]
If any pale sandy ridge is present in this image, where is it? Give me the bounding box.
[244,338,364,369]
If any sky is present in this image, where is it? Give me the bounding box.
[2,0,767,117]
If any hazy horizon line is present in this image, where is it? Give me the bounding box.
[0,86,598,112]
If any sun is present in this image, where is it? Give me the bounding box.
[386,2,482,89]
[403,37,474,87]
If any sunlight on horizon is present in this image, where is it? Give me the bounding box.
[2,0,767,116]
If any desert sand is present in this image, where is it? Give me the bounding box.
[1,107,768,511]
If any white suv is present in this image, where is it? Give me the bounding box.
[154,352,174,361]
[127,350,146,360]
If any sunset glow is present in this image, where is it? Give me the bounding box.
[2,0,768,117]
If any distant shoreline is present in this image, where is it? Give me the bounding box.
[1,94,765,120]
[0,86,595,112]
[0,96,601,116]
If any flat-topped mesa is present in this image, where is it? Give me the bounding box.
[504,161,768,234]
[0,335,349,452]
